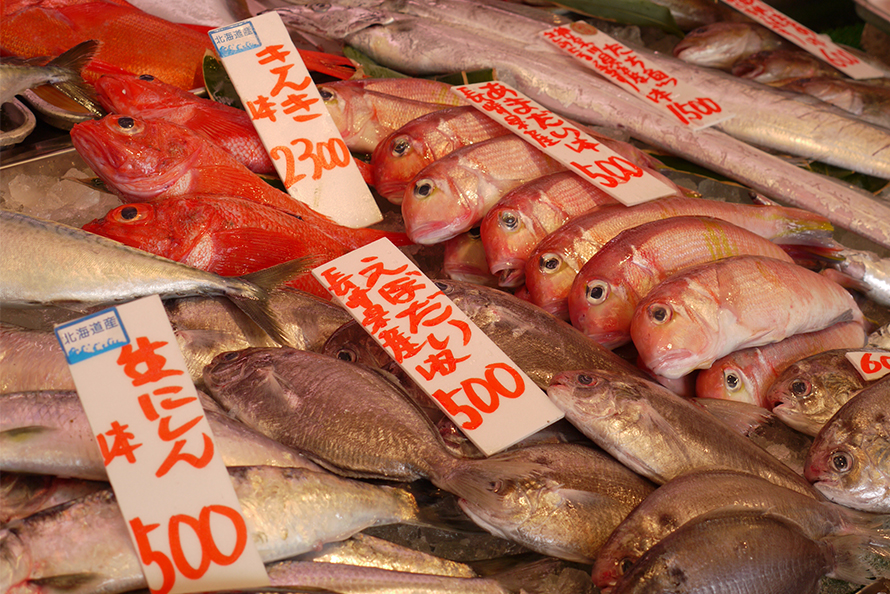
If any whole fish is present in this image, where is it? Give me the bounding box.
[0,210,306,348]
[0,39,102,115]
[672,22,793,70]
[93,73,275,174]
[731,48,845,85]
[402,134,566,244]
[611,509,873,594]
[524,197,835,319]
[780,77,890,130]
[567,215,799,348]
[805,377,890,513]
[630,256,864,379]
[1,465,455,594]
[371,105,512,203]
[273,1,890,249]
[81,194,410,299]
[0,391,321,480]
[446,443,654,563]
[765,348,887,436]
[694,321,867,407]
[547,368,820,498]
[0,473,107,525]
[592,469,890,591]
[480,172,622,289]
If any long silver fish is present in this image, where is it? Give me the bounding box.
[271,1,890,250]
[0,210,309,348]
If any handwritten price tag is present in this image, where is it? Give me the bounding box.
[720,0,884,79]
[845,350,890,381]
[311,238,564,456]
[209,12,382,228]
[452,81,676,206]
[543,22,735,130]
[55,296,268,594]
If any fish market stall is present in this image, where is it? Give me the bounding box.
[2,0,890,593]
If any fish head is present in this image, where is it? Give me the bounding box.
[479,205,542,289]
[568,272,633,349]
[372,129,436,204]
[70,115,200,200]
[402,168,478,244]
[82,201,168,249]
[672,22,764,70]
[94,73,170,113]
[322,319,393,369]
[269,3,395,41]
[630,280,719,380]
[695,360,758,406]
[442,228,499,287]
[524,247,581,320]
[547,369,631,425]
[317,83,382,153]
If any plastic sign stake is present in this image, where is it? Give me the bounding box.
[312,238,565,456]
[452,81,677,206]
[543,22,734,130]
[55,296,269,594]
[845,350,890,381]
[720,0,884,79]
[209,12,382,228]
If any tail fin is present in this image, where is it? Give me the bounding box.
[395,480,485,534]
[46,40,105,117]
[830,531,890,584]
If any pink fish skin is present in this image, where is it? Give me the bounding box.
[568,216,797,349]
[630,255,865,379]
[402,135,566,245]
[93,73,275,174]
[694,321,867,407]
[480,172,623,289]
[524,197,836,320]
[327,78,471,106]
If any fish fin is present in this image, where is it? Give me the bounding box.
[297,49,357,80]
[210,229,316,276]
[45,40,105,117]
[353,156,376,186]
[697,400,771,437]
[397,481,486,534]
[826,309,856,326]
[0,426,56,440]
[829,531,890,582]
[232,257,315,348]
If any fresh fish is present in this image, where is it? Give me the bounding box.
[805,377,890,513]
[480,172,623,289]
[318,81,455,153]
[672,22,793,70]
[202,346,465,483]
[81,194,410,299]
[780,76,890,130]
[93,73,275,174]
[371,105,512,203]
[765,348,887,436]
[694,321,867,408]
[0,210,307,348]
[0,323,74,393]
[731,48,845,85]
[693,399,814,475]
[525,197,836,319]
[443,228,500,288]
[567,215,799,348]
[446,443,654,563]
[402,134,566,245]
[0,39,102,115]
[274,1,890,249]
[0,390,321,480]
[592,469,890,591]
[0,473,107,525]
[547,368,820,497]
[631,256,865,379]
[1,465,457,594]
[610,509,878,594]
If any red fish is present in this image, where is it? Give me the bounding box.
[82,195,409,299]
[93,73,275,174]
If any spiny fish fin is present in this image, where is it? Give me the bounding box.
[826,309,856,326]
[46,40,100,74]
[829,531,890,582]
[0,426,56,440]
[44,40,105,117]
[353,157,375,185]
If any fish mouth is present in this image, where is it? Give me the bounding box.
[587,330,629,350]
[496,267,525,288]
[70,124,128,171]
[407,219,468,245]
[644,349,696,380]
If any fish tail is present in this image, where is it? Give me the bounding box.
[231,256,316,348]
[394,481,483,534]
[774,219,840,250]
[45,40,105,117]
[829,531,890,583]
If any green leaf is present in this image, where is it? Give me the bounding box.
[553,0,684,37]
[202,51,243,110]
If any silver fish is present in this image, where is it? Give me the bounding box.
[0,473,106,525]
[0,210,309,348]
[831,248,890,308]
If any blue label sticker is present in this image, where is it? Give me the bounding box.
[55,308,129,364]
[210,21,261,57]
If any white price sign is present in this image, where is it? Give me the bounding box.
[543,22,735,130]
[845,350,890,381]
[209,12,382,228]
[451,81,677,206]
[55,296,268,594]
[311,238,564,456]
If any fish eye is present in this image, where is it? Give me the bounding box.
[221,351,241,361]
[112,204,152,223]
[413,179,435,199]
[391,136,411,157]
[724,370,742,392]
[137,74,155,81]
[618,557,634,575]
[336,348,357,363]
[309,2,331,12]
[319,88,334,101]
[488,479,504,494]
[433,281,453,293]
[831,451,853,473]
[790,379,811,398]
[117,116,136,129]
[585,280,610,305]
[538,253,562,274]
[647,304,672,324]
[498,211,520,232]
[577,373,595,385]
[468,227,481,240]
